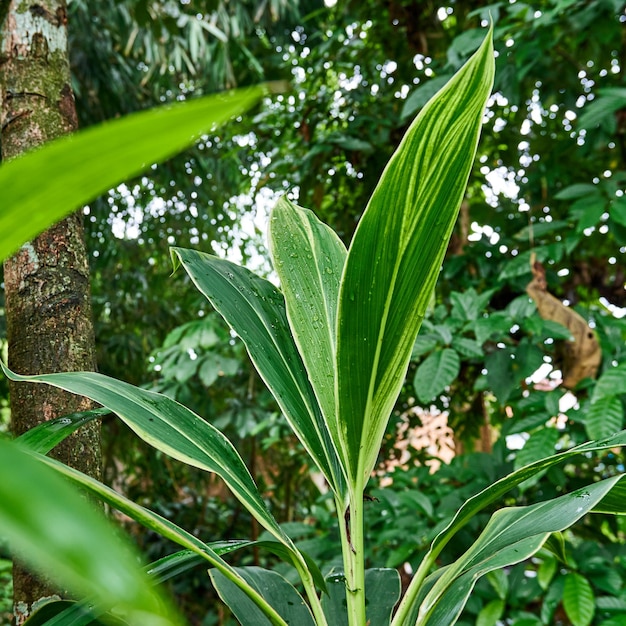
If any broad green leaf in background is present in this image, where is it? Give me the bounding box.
[210,567,315,626]
[452,337,484,359]
[413,349,461,404]
[0,85,273,262]
[416,476,623,626]
[0,440,181,626]
[1,364,291,549]
[584,395,624,440]
[578,87,626,131]
[485,348,516,404]
[170,247,345,497]
[476,598,504,626]
[322,569,401,626]
[268,197,348,477]
[570,193,606,233]
[592,361,626,403]
[336,28,495,486]
[537,557,558,591]
[592,478,626,514]
[554,183,599,200]
[449,288,494,322]
[514,428,560,472]
[563,573,595,626]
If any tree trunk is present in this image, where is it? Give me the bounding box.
[0,2,101,623]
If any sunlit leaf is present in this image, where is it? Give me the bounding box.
[336,28,495,486]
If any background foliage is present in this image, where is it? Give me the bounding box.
[2,0,626,624]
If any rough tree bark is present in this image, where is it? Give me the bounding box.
[0,2,101,623]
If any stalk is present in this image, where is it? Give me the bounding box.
[390,551,437,626]
[337,482,366,626]
[292,555,329,626]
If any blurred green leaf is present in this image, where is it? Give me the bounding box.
[0,440,180,626]
[592,362,626,402]
[585,395,624,440]
[0,85,270,263]
[414,349,461,404]
[563,573,595,626]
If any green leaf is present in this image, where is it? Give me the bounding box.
[473,313,513,345]
[486,569,508,600]
[592,362,626,403]
[0,85,271,263]
[514,220,570,241]
[514,428,560,472]
[585,395,624,440]
[395,430,626,624]
[450,288,494,322]
[537,557,557,591]
[543,532,568,564]
[401,75,452,120]
[451,337,484,359]
[563,573,595,626]
[592,477,626,514]
[1,363,290,548]
[336,29,494,485]
[268,197,347,478]
[414,349,461,403]
[418,477,622,626]
[15,407,110,455]
[610,197,626,227]
[210,567,314,626]
[578,89,626,131]
[0,440,180,626]
[170,247,345,498]
[541,319,574,340]
[554,184,598,200]
[412,334,440,358]
[476,599,504,626]
[34,451,292,624]
[485,348,516,404]
[22,600,116,626]
[570,194,606,233]
[498,246,552,281]
[322,569,401,626]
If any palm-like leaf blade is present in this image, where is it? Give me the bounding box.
[335,30,495,485]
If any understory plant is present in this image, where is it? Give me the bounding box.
[2,27,626,626]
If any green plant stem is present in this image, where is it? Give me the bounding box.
[390,551,437,626]
[292,556,329,626]
[337,486,366,626]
